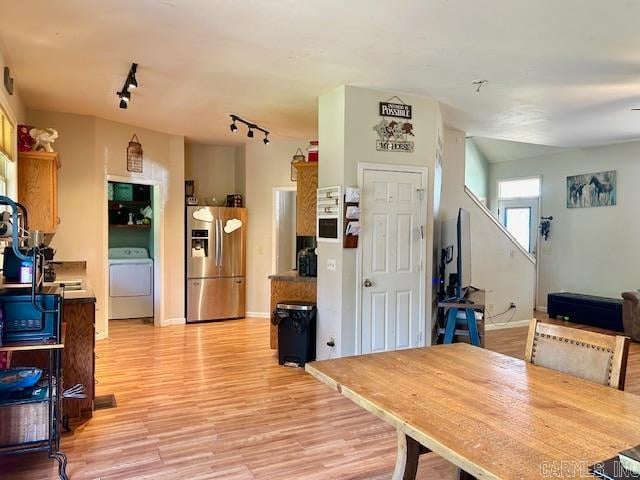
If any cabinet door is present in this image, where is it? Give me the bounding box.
[18,152,59,233]
[62,301,96,423]
[295,163,318,236]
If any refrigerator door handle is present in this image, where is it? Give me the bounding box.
[215,218,221,267]
[219,219,224,265]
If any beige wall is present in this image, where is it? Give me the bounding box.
[441,128,535,325]
[243,139,303,315]
[0,47,26,197]
[184,143,238,204]
[27,110,185,338]
[488,140,640,308]
[317,85,442,358]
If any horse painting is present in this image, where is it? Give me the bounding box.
[566,170,616,208]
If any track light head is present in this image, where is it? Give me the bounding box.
[230,122,238,133]
[247,128,254,138]
[128,63,138,89]
[263,134,270,145]
[118,90,131,103]
[119,98,128,109]
[127,74,138,89]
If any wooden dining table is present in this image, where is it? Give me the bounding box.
[305,343,640,479]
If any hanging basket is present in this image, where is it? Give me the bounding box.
[127,134,143,173]
[290,147,306,181]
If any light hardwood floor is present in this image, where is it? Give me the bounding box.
[2,315,639,479]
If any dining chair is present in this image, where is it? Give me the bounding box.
[525,318,630,390]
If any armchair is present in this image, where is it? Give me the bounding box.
[622,291,640,342]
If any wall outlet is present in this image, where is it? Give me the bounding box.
[326,259,337,271]
[488,303,494,313]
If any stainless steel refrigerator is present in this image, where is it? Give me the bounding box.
[186,206,247,322]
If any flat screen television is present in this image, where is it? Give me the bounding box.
[441,208,471,300]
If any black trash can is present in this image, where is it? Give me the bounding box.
[273,301,317,367]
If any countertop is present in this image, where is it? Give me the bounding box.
[268,270,317,283]
[0,261,96,303]
[52,261,96,303]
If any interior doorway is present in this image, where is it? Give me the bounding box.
[272,187,297,275]
[106,178,160,330]
[357,163,427,355]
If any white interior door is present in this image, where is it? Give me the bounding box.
[360,168,425,354]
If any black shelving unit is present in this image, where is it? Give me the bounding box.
[0,306,68,479]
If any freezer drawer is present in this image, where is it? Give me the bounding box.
[187,277,245,322]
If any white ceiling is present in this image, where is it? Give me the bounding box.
[1,1,640,146]
[471,137,567,163]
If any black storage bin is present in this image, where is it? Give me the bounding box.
[273,301,316,367]
[548,292,624,332]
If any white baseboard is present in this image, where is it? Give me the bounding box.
[246,311,271,319]
[485,319,531,331]
[536,306,548,313]
[162,317,186,326]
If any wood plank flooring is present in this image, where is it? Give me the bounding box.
[1,315,639,479]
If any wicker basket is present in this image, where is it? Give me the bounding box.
[0,401,49,446]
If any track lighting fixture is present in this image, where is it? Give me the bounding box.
[116,63,138,109]
[229,114,270,145]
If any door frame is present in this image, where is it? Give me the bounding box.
[495,174,543,308]
[104,175,164,335]
[355,162,428,355]
[271,186,297,275]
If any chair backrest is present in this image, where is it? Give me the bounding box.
[525,319,630,390]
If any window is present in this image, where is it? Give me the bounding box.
[498,177,541,200]
[497,177,541,254]
[505,207,531,252]
[0,106,14,159]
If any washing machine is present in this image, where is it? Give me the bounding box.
[108,247,154,319]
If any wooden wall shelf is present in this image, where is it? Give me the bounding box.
[108,224,151,229]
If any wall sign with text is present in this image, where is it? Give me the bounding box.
[373,98,415,153]
[379,102,412,119]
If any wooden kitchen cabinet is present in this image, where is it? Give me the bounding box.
[295,162,318,236]
[18,151,60,234]
[62,299,96,423]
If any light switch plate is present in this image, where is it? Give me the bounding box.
[326,259,337,271]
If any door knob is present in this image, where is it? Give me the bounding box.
[364,279,373,287]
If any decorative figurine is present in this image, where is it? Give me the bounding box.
[17,125,34,152]
[29,128,59,152]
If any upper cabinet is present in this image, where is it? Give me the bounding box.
[295,162,318,236]
[18,151,60,234]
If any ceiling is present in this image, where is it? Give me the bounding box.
[1,0,640,146]
[471,137,568,163]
